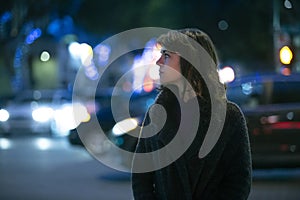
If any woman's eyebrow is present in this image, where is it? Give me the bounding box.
[160,49,177,54]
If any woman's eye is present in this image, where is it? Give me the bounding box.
[163,53,170,59]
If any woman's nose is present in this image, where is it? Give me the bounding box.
[156,55,163,66]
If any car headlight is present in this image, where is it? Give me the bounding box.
[32,107,54,122]
[0,109,9,122]
[112,118,138,136]
[54,103,90,131]
[73,103,91,124]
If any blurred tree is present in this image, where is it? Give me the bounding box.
[1,0,299,85]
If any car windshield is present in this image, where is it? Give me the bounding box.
[227,80,300,108]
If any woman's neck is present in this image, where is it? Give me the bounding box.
[162,78,197,102]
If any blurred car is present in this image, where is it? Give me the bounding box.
[68,88,157,153]
[0,89,88,137]
[226,73,300,168]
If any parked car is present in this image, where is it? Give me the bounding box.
[226,73,300,168]
[0,89,87,136]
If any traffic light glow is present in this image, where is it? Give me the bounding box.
[279,46,293,65]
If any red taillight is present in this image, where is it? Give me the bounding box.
[269,122,300,130]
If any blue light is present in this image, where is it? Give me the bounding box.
[146,98,155,109]
[25,28,42,44]
[47,19,60,36]
[15,47,23,60]
[94,44,111,66]
[0,12,12,23]
[25,35,35,44]
[241,82,253,95]
[47,16,74,38]
[32,28,42,38]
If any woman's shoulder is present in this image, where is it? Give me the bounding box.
[226,101,246,123]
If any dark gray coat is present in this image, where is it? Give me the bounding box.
[132,88,252,200]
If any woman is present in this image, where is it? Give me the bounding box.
[131,28,252,200]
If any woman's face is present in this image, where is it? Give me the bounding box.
[156,49,182,84]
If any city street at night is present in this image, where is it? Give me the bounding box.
[1,134,300,200]
[1,1,300,199]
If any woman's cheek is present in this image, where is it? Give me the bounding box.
[160,67,182,84]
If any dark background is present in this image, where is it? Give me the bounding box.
[0,0,299,96]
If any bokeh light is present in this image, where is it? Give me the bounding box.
[219,66,235,83]
[40,51,50,62]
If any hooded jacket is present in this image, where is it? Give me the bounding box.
[132,87,252,200]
